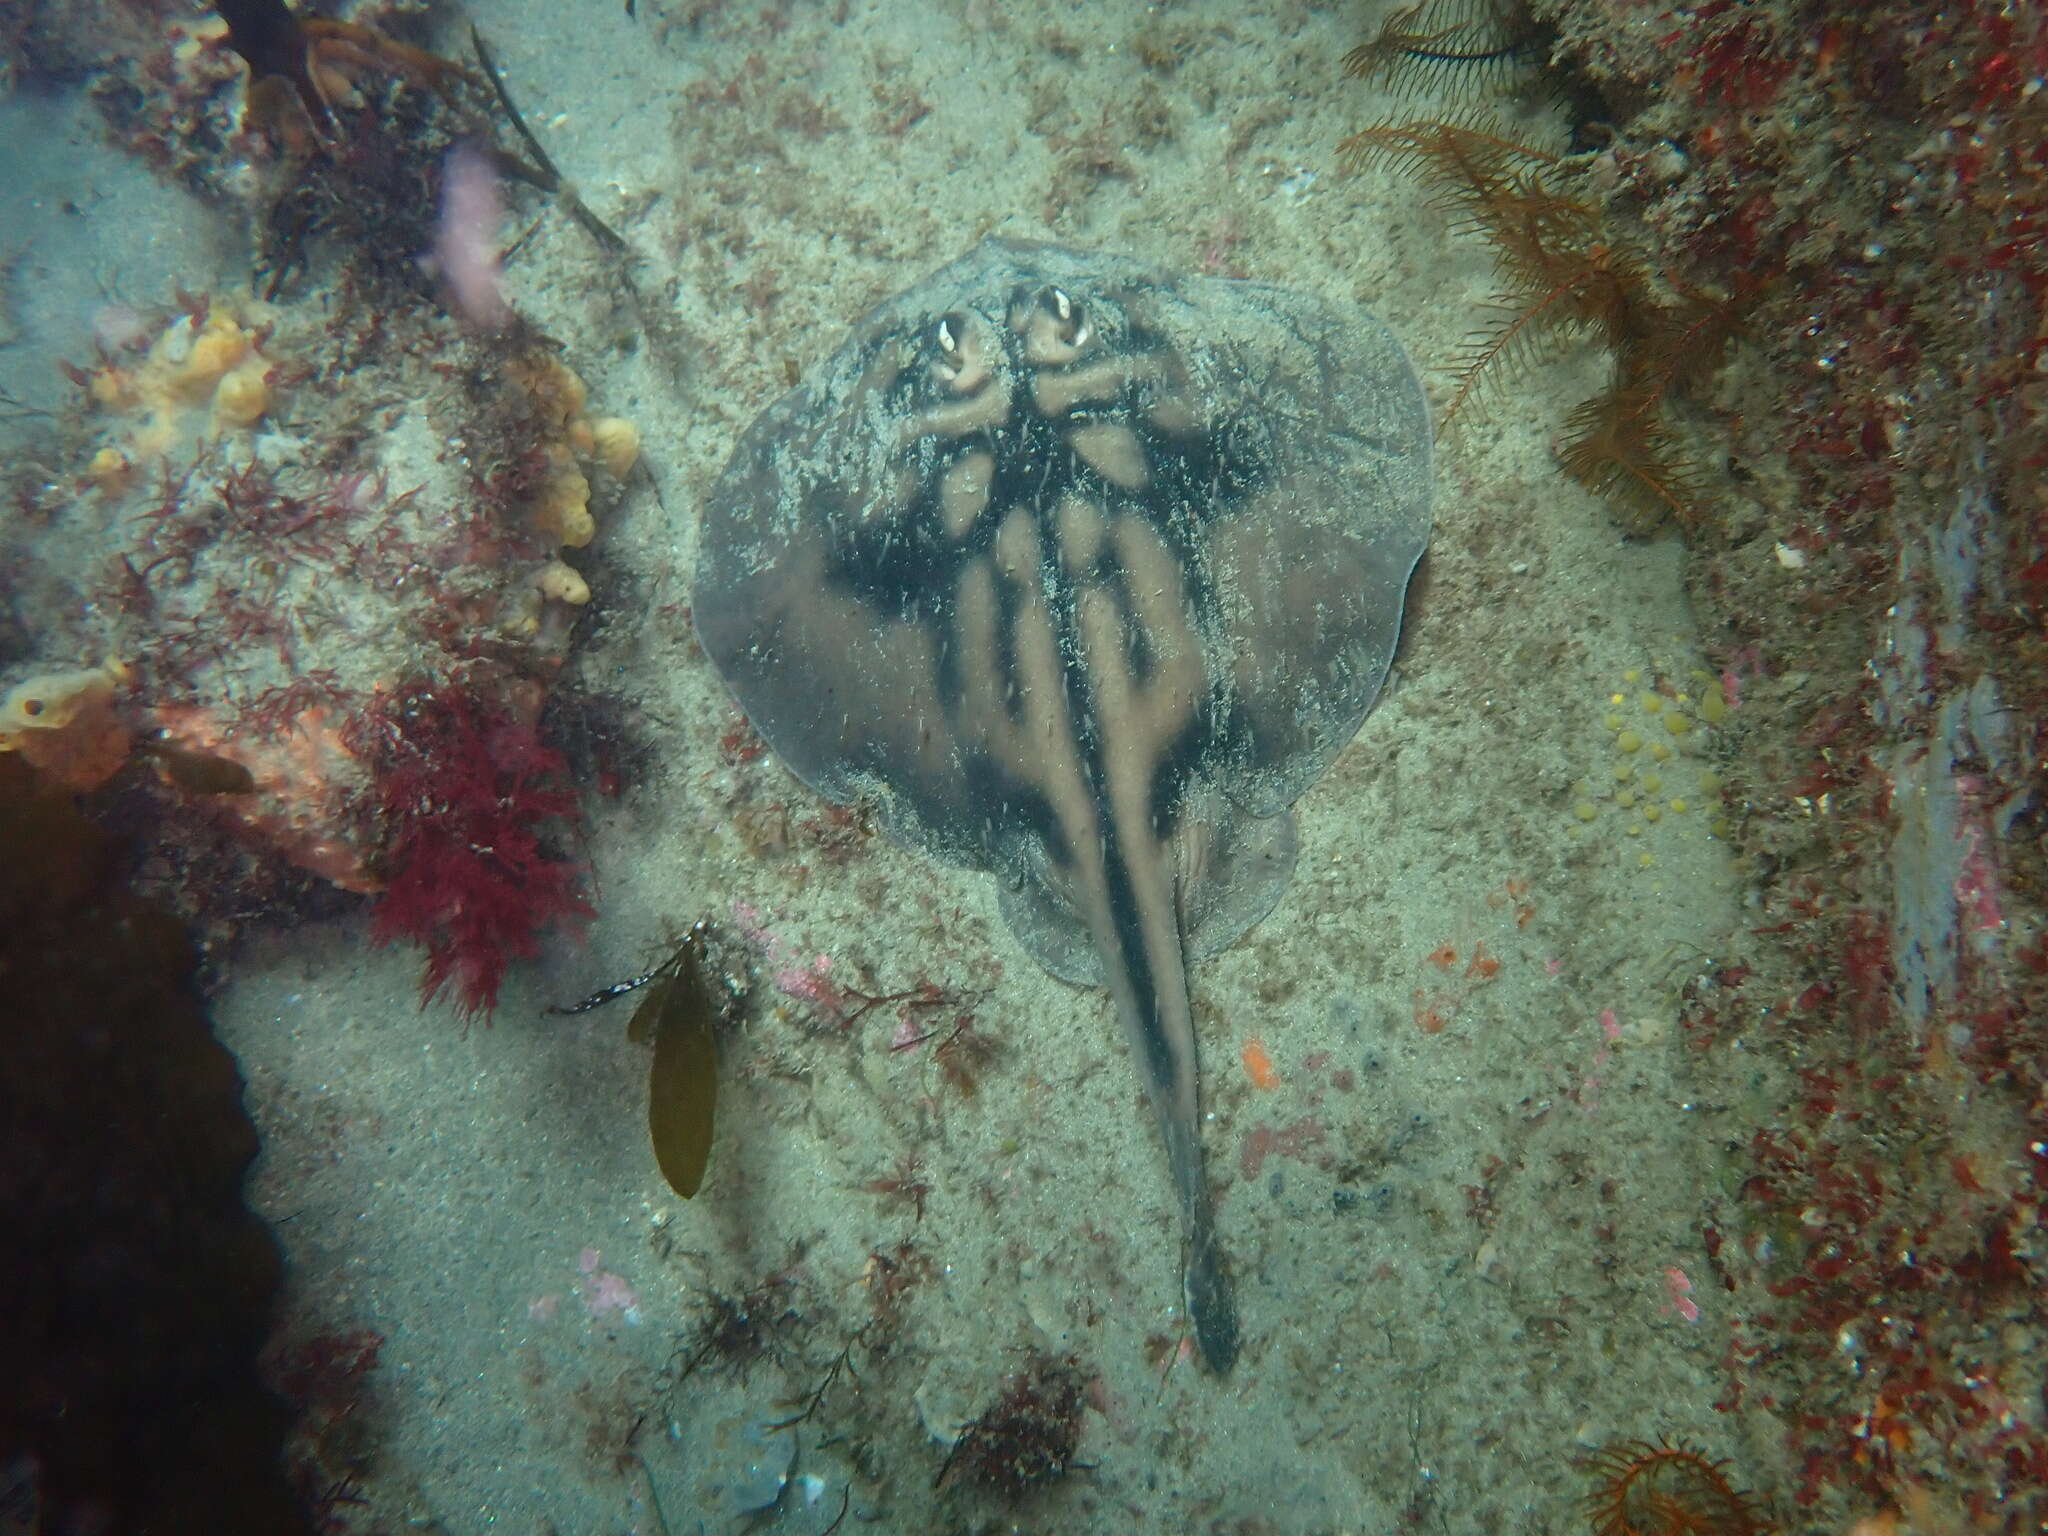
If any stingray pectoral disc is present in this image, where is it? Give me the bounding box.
[694,237,1432,1372]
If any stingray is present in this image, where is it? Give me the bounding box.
[694,238,1432,1372]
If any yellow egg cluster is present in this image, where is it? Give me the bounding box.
[1567,663,1732,866]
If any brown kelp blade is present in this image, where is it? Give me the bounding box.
[637,957,719,1199]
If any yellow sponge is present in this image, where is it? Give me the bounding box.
[0,667,131,790]
[211,364,271,430]
[535,559,591,605]
[591,416,640,478]
[534,469,594,548]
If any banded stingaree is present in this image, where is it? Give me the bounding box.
[694,238,1432,1371]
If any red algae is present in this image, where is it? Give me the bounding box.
[355,677,591,1016]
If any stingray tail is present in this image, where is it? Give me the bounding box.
[1090,807,1242,1372]
[1170,1119,1241,1371]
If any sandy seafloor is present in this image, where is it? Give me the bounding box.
[3,1,1785,1530]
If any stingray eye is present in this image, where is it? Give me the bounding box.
[928,310,987,390]
[1014,284,1093,364]
[1041,286,1089,348]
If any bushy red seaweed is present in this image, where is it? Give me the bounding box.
[355,677,590,1016]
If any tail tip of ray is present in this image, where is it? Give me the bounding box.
[1186,1243,1241,1373]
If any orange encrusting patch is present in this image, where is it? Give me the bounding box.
[151,701,379,891]
[1240,1038,1280,1091]
[1412,989,1452,1035]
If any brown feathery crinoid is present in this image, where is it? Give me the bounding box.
[1341,116,1751,531]
[1555,281,1749,528]
[1557,390,1699,531]
[1583,1438,1774,1536]
[1340,118,1657,427]
[1341,0,1547,102]
[1338,114,1561,211]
